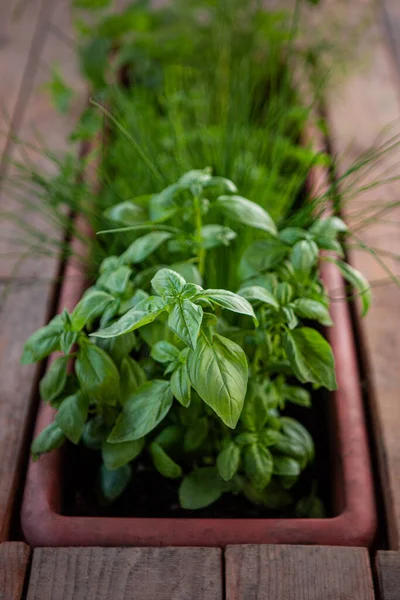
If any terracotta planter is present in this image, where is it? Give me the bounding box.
[20,138,377,548]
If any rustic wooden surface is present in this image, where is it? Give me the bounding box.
[323,0,400,549]
[0,0,84,541]
[225,545,375,600]
[376,551,400,600]
[26,547,223,600]
[0,542,31,600]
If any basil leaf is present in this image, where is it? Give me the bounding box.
[275,282,294,306]
[281,417,315,462]
[39,356,68,403]
[238,240,288,280]
[91,296,165,338]
[183,417,209,452]
[151,341,180,363]
[216,443,240,481]
[202,289,256,320]
[310,216,347,237]
[179,168,212,188]
[21,324,62,364]
[154,425,184,450]
[31,422,66,459]
[179,467,226,509]
[203,176,238,194]
[284,327,337,391]
[100,464,131,503]
[100,256,120,273]
[200,224,237,249]
[76,342,120,404]
[293,298,332,326]
[120,356,147,404]
[215,195,277,236]
[96,331,137,364]
[272,455,301,476]
[151,268,186,297]
[188,333,248,428]
[71,291,115,331]
[82,416,110,450]
[60,331,79,354]
[121,231,172,265]
[102,438,144,470]
[237,285,279,309]
[316,236,344,256]
[170,262,202,286]
[244,443,273,489]
[168,299,203,350]
[279,227,307,245]
[170,363,191,407]
[55,392,89,444]
[283,385,311,407]
[104,200,145,225]
[150,442,182,479]
[333,259,371,317]
[149,184,179,222]
[97,265,132,295]
[291,240,319,277]
[108,380,173,442]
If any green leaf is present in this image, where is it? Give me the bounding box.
[215,195,277,236]
[104,201,145,225]
[276,282,294,306]
[71,291,115,331]
[238,240,288,280]
[183,417,209,452]
[96,331,137,364]
[39,356,68,403]
[121,231,172,265]
[281,417,315,462]
[333,259,371,317]
[202,289,256,320]
[168,299,203,350]
[102,438,144,470]
[150,442,182,479]
[310,216,347,237]
[200,224,237,249]
[316,236,344,256]
[216,443,240,481]
[60,331,78,354]
[75,342,120,404]
[97,265,132,295]
[154,425,184,450]
[21,324,62,364]
[284,327,337,391]
[55,392,89,444]
[151,268,185,297]
[108,380,173,442]
[188,333,248,428]
[100,464,131,503]
[82,416,110,450]
[244,443,273,489]
[79,37,111,88]
[149,184,179,222]
[273,455,301,476]
[240,387,269,431]
[293,298,332,326]
[91,297,165,338]
[170,363,191,407]
[279,227,307,245]
[31,422,66,459]
[45,67,74,114]
[203,176,238,194]
[237,285,279,309]
[151,341,180,363]
[291,240,319,277]
[179,467,226,509]
[120,357,146,404]
[283,385,311,407]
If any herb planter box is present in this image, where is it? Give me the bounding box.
[21,150,377,547]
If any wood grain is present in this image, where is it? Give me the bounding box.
[376,551,400,600]
[26,547,222,600]
[0,542,31,600]
[225,545,374,600]
[323,0,400,548]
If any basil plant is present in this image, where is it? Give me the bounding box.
[22,168,370,511]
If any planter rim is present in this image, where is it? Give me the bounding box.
[21,149,377,549]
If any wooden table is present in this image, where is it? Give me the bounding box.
[1,0,400,597]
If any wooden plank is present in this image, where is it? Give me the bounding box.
[376,551,400,600]
[26,547,222,600]
[323,1,400,548]
[0,542,31,600]
[382,0,400,73]
[225,545,374,600]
